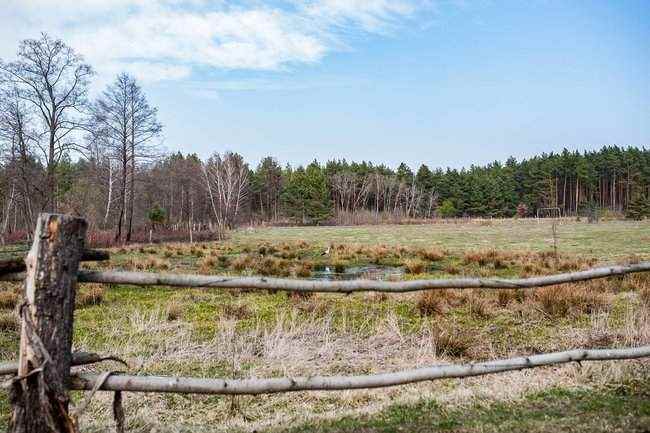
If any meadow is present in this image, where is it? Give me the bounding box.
[0,219,649,432]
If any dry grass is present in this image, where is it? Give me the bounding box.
[535,284,609,317]
[76,284,105,308]
[222,303,252,320]
[403,258,426,274]
[198,256,218,274]
[639,286,650,308]
[496,289,519,307]
[165,301,183,321]
[0,311,18,331]
[294,261,313,278]
[416,291,449,316]
[431,325,473,358]
[0,290,18,309]
[415,247,445,262]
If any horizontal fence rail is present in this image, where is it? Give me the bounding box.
[3,262,649,292]
[0,352,124,376]
[0,249,109,275]
[66,346,650,395]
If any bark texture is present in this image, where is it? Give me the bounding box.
[9,213,87,433]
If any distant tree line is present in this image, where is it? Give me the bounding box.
[1,34,649,243]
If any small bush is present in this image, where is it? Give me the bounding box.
[444,265,460,275]
[329,259,346,274]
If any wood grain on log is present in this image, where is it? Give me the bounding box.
[10,214,87,433]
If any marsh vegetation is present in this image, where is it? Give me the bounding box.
[0,219,649,431]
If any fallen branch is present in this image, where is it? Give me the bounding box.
[2,262,648,293]
[0,249,110,276]
[0,352,126,376]
[69,345,650,395]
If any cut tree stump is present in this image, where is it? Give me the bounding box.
[9,214,87,433]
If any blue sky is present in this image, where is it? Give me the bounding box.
[2,0,648,169]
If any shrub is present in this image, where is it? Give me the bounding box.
[231,255,251,271]
[437,200,457,218]
[516,203,528,218]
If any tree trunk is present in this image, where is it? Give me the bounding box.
[9,213,87,433]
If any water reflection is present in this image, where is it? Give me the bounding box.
[311,265,404,281]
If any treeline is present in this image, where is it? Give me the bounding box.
[114,145,650,228]
[1,35,649,244]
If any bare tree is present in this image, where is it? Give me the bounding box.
[0,33,93,211]
[91,73,161,242]
[125,78,162,241]
[0,85,41,230]
[203,152,249,231]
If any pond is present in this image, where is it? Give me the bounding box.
[310,265,405,281]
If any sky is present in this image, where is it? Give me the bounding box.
[1,0,648,169]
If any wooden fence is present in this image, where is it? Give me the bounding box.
[1,213,649,433]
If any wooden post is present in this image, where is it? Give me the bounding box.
[10,213,87,433]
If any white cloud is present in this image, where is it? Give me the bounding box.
[0,0,425,85]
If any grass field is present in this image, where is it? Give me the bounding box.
[0,219,649,432]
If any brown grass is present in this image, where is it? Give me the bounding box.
[0,290,19,309]
[639,286,650,308]
[0,311,18,331]
[403,258,426,274]
[535,284,609,317]
[463,291,492,318]
[198,256,218,274]
[294,261,313,278]
[231,255,252,271]
[416,291,450,316]
[222,303,251,320]
[432,326,473,358]
[165,301,183,321]
[416,247,445,262]
[76,284,105,308]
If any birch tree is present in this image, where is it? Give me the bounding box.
[203,152,249,231]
